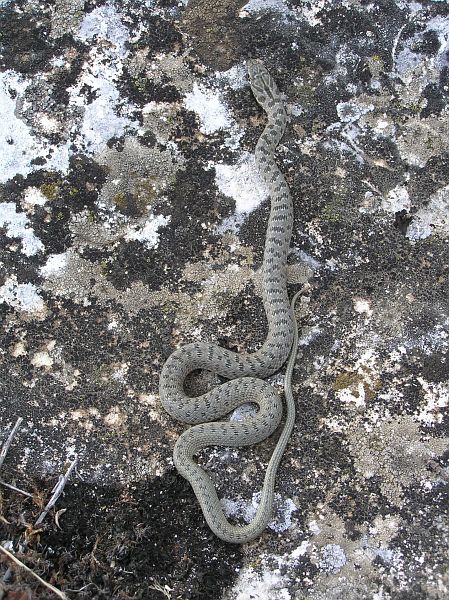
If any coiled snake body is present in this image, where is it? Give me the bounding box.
[160,60,299,544]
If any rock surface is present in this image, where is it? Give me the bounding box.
[0,0,448,598]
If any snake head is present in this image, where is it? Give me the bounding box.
[247,59,269,89]
[247,59,278,107]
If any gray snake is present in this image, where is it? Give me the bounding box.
[160,60,299,544]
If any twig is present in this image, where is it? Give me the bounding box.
[35,455,78,526]
[0,417,23,472]
[0,544,68,599]
[0,479,33,498]
[391,23,407,71]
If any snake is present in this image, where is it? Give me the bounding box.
[159,59,300,544]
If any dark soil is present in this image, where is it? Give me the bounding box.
[0,471,243,599]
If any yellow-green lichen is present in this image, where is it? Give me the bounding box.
[68,187,80,197]
[321,203,342,223]
[113,192,128,211]
[40,183,60,201]
[333,371,381,402]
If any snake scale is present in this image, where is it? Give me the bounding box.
[159,60,300,544]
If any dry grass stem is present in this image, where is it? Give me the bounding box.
[0,479,33,498]
[35,456,78,527]
[0,418,23,472]
[0,544,68,599]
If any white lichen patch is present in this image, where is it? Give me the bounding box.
[223,492,297,535]
[241,0,298,22]
[78,1,129,52]
[10,341,27,358]
[21,187,48,211]
[214,152,268,215]
[228,540,313,600]
[124,214,170,248]
[229,565,290,600]
[184,83,234,134]
[0,71,70,183]
[381,184,411,213]
[348,415,449,505]
[31,350,54,369]
[318,544,347,574]
[353,298,373,318]
[397,116,449,168]
[336,382,367,408]
[393,15,449,107]
[416,377,449,425]
[406,185,449,241]
[104,406,127,427]
[69,408,100,431]
[0,276,45,314]
[111,363,129,383]
[69,2,137,152]
[40,252,68,277]
[138,393,168,425]
[336,99,375,124]
[304,508,408,599]
[52,363,81,392]
[300,0,328,26]
[215,63,248,90]
[0,202,44,256]
[228,546,304,600]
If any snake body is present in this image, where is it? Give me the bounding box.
[159,60,297,544]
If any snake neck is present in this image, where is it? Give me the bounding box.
[254,101,294,371]
[256,103,287,155]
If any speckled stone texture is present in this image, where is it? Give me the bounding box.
[0,0,448,599]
